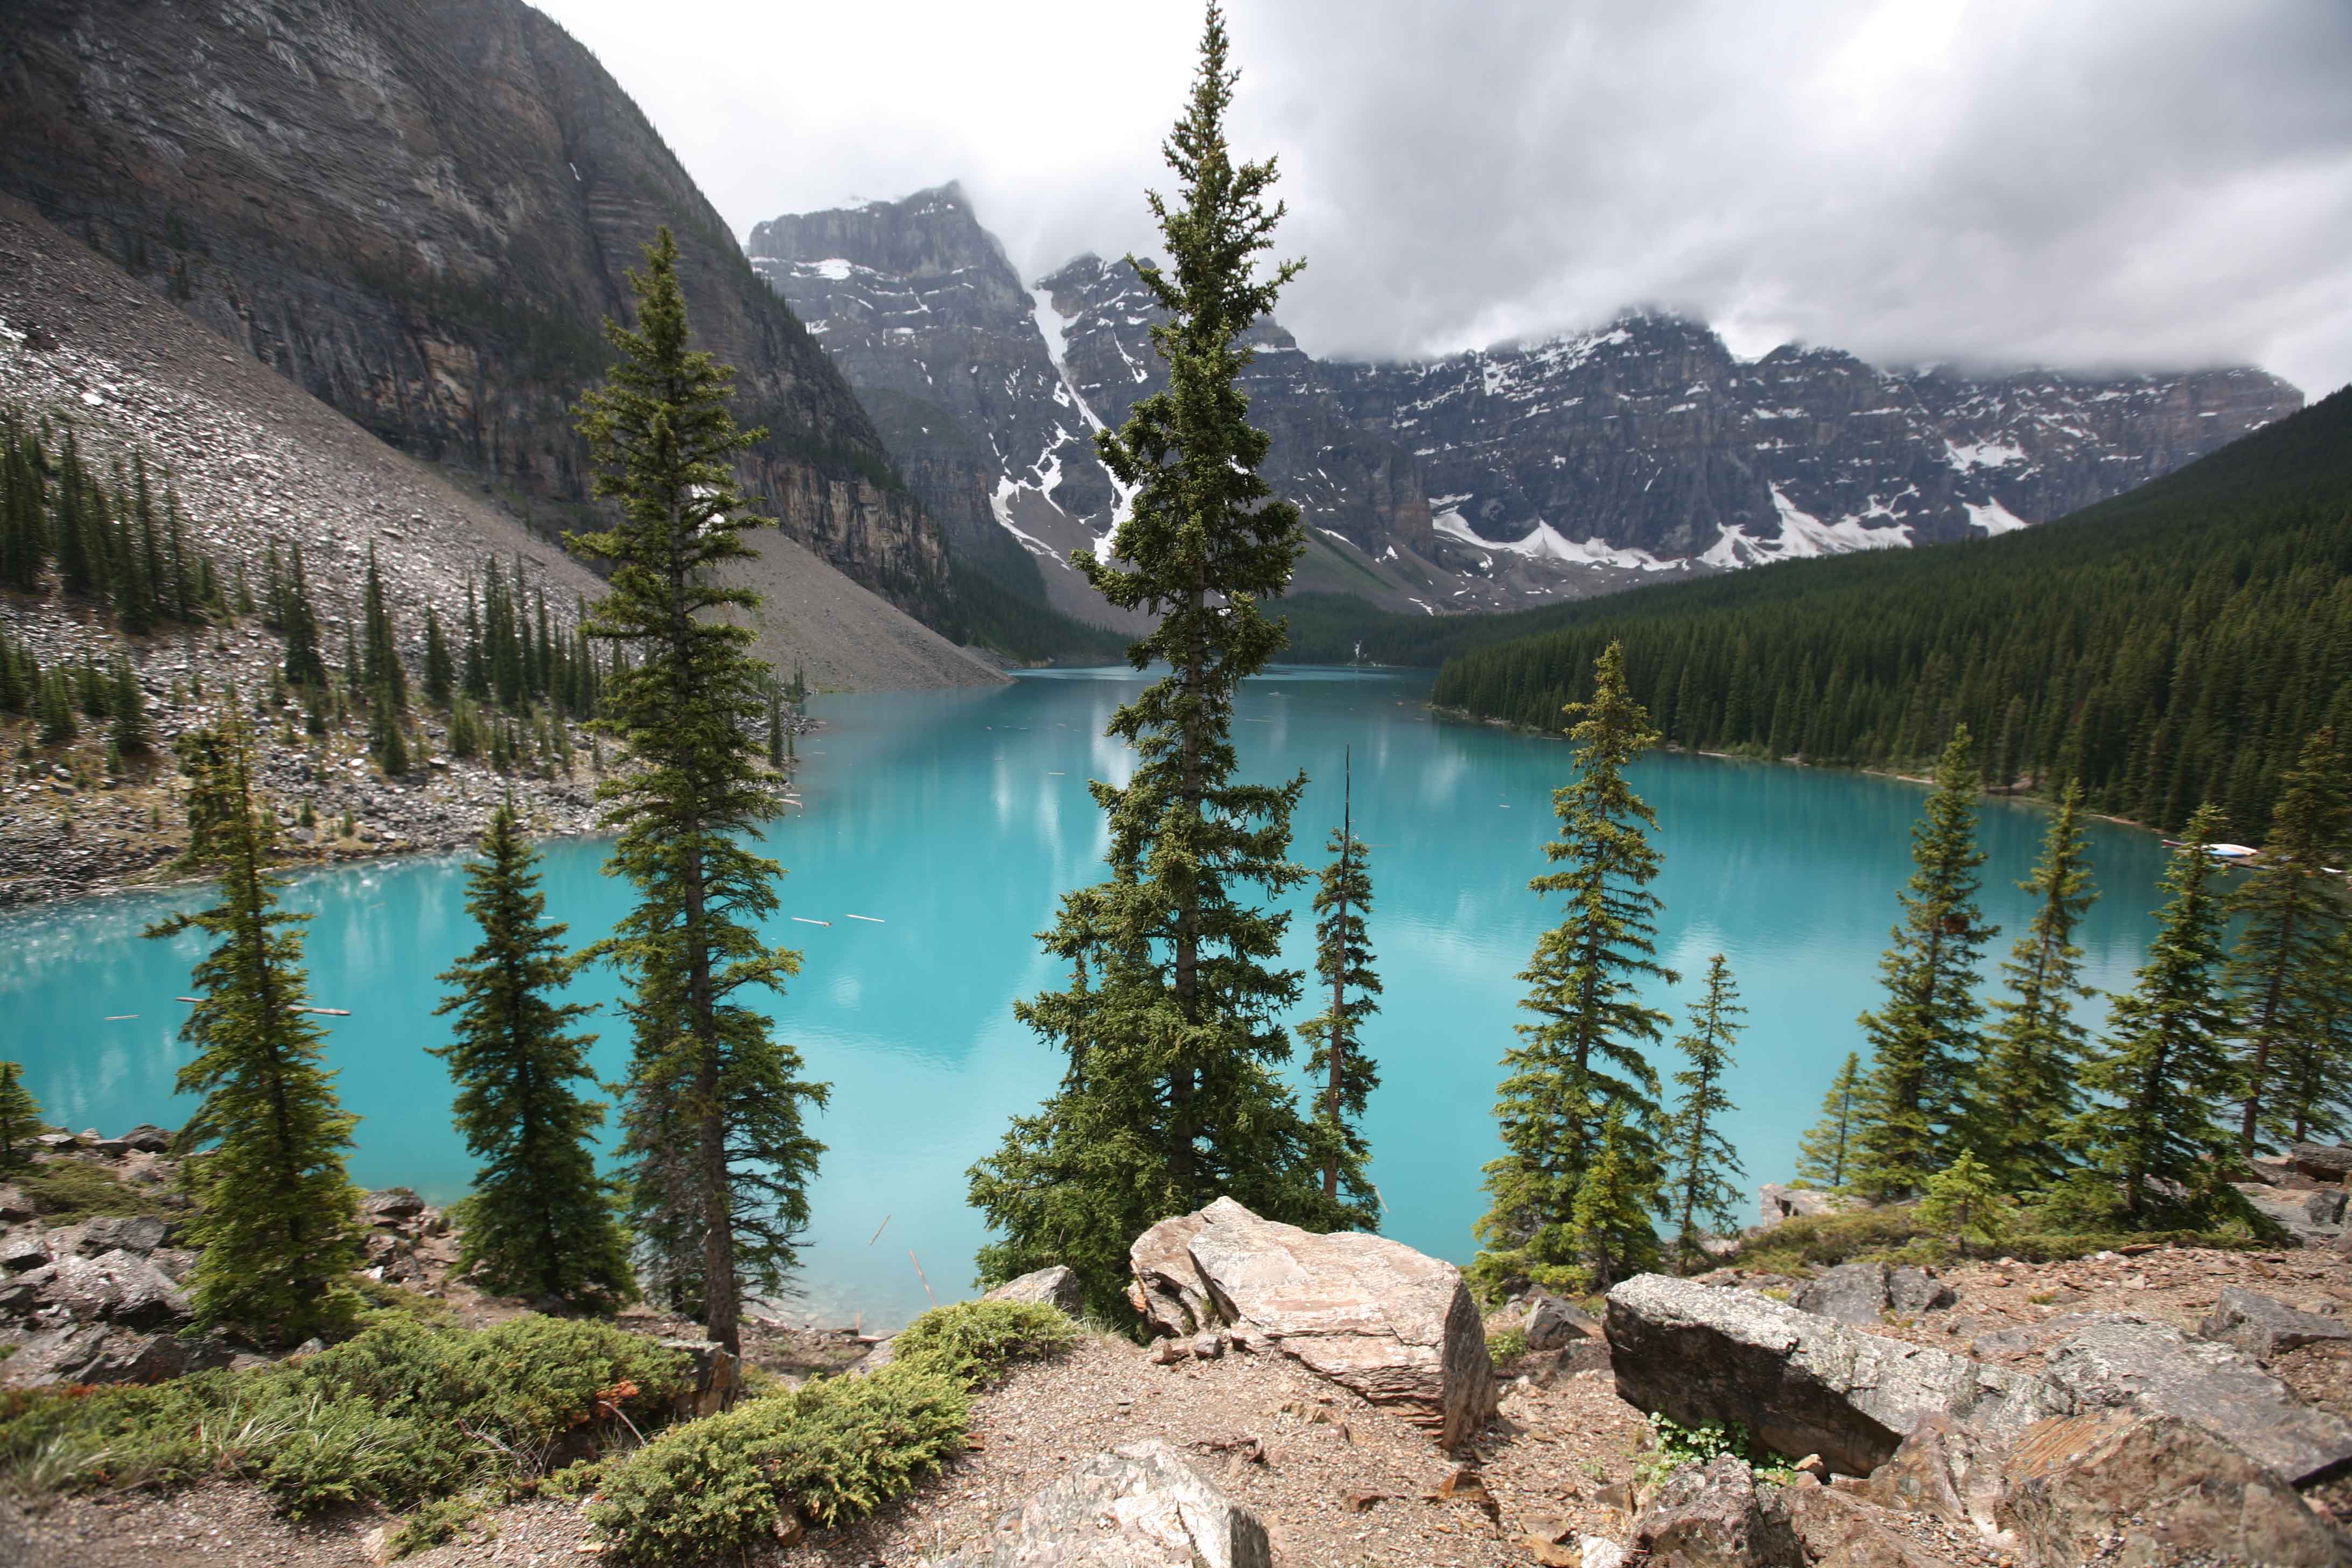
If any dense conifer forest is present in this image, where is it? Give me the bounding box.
[1423,386,2352,836]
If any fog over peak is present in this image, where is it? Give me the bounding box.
[534,0,2352,397]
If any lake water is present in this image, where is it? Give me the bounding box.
[0,667,2175,1328]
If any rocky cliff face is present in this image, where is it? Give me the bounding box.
[0,0,951,620]
[753,186,2301,618]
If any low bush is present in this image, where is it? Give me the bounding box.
[1636,1413,1794,1492]
[1731,1204,2273,1278]
[1486,1326,1529,1362]
[13,1158,171,1220]
[0,1315,689,1527]
[588,1298,1077,1565]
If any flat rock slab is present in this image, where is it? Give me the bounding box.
[986,1265,1086,1320]
[2200,1286,2352,1363]
[1606,1275,2063,1479]
[1130,1196,1495,1449]
[2040,1315,2352,1487]
[1632,1455,1803,1566]
[944,1440,1271,1567]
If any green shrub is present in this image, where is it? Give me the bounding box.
[13,1158,170,1220]
[1486,1326,1529,1362]
[0,1315,689,1523]
[588,1299,1077,1566]
[1731,1203,2272,1277]
[588,1364,970,1562]
[888,1298,1081,1387]
[1636,1413,1794,1491]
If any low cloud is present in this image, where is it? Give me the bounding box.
[537,0,2352,395]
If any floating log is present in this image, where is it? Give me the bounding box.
[845,914,884,924]
[790,916,832,927]
[102,1014,138,1022]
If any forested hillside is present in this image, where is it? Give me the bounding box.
[1427,384,2352,838]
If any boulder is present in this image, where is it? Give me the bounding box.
[2309,1189,2351,1227]
[2288,1143,2352,1183]
[0,1231,49,1273]
[0,1185,30,1221]
[77,1214,169,1256]
[1578,1538,1632,1568]
[1790,1263,1892,1326]
[34,1132,78,1151]
[1756,1184,1861,1229]
[1128,1210,1215,1339]
[1997,1410,2351,1568]
[1782,1478,1965,1567]
[944,1439,1271,1567]
[0,1322,237,1386]
[1523,1293,1596,1350]
[985,1265,1086,1321]
[657,1337,740,1419]
[1630,1455,1802,1567]
[1605,1275,2065,1478]
[361,1187,428,1224]
[47,1248,191,1329]
[1885,1268,1955,1317]
[117,1124,173,1153]
[1132,1196,1495,1448]
[2038,1315,2352,1486]
[2200,1285,2352,1362]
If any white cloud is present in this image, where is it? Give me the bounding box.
[533,0,2352,397]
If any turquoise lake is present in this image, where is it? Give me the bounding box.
[0,667,2176,1329]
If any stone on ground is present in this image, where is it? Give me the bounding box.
[1996,1410,2352,1568]
[1789,1262,1952,1325]
[1,1322,236,1385]
[944,1439,1271,1567]
[1605,1275,2063,1478]
[1630,1455,1803,1566]
[2200,1285,2352,1363]
[985,1265,1086,1320]
[1128,1196,1495,1449]
[1782,1478,1964,1567]
[2288,1143,2352,1183]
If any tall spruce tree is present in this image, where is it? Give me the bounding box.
[1566,1105,1659,1292]
[1662,955,1746,1273]
[423,604,454,708]
[1852,728,1994,1201]
[2226,729,2351,1158]
[2064,804,2245,1229]
[572,227,826,1355]
[965,6,1350,1318]
[144,709,363,1340]
[2277,922,2352,1145]
[1297,748,1380,1214]
[281,543,326,689]
[1473,642,1672,1296]
[432,802,634,1306]
[0,1062,42,1170]
[361,544,408,713]
[1795,1051,1864,1191]
[1975,780,2098,1191]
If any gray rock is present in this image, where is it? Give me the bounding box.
[1,1322,237,1386]
[1790,1263,1891,1326]
[1128,1210,1215,1339]
[0,1279,38,1316]
[943,1440,1270,1567]
[1578,1538,1632,1568]
[0,1231,49,1273]
[116,1124,173,1154]
[47,1248,191,1329]
[34,1132,78,1151]
[78,1214,169,1256]
[984,1265,1086,1321]
[1783,1478,1965,1567]
[1630,1455,1803,1567]
[361,1187,428,1223]
[2288,1144,2352,1182]
[1756,1184,1863,1230]
[2307,1188,2350,1226]
[1997,1410,2350,1568]
[1523,1293,1597,1350]
[1885,1268,1955,1317]
[90,1138,130,1158]
[2039,1315,2352,1487]
[1605,1275,2066,1479]
[2198,1285,2352,1363]
[657,1336,739,1419]
[0,1186,30,1221]
[1132,1196,1496,1450]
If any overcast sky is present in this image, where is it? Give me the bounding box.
[533,0,2352,397]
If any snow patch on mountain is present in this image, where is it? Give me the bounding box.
[1963,498,2032,535]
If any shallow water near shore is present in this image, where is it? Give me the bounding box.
[1,667,2177,1328]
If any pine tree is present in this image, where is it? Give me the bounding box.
[1852,728,1995,1201]
[1566,1106,1659,1292]
[0,1061,43,1170]
[2276,922,2352,1145]
[109,657,150,755]
[765,682,785,770]
[361,544,408,713]
[36,668,75,746]
[281,543,326,689]
[461,578,490,702]
[2064,805,2245,1229]
[1795,1051,1864,1191]
[1473,642,1672,1295]
[1297,748,1380,1214]
[1662,955,1745,1273]
[370,677,409,775]
[423,604,454,708]
[1917,1150,2006,1258]
[1975,780,2098,1190]
[2227,729,2350,1158]
[431,802,635,1306]
[967,8,1351,1317]
[143,709,363,1341]
[573,228,826,1354]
